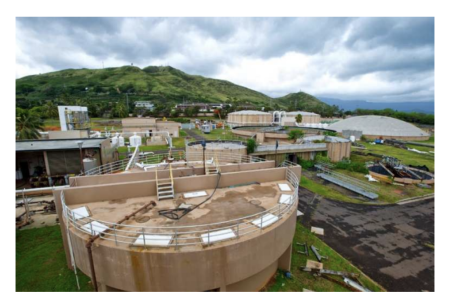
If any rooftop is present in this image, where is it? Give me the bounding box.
[16,138,107,152]
[328,115,430,137]
[229,110,270,115]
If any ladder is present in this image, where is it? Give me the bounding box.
[206,154,221,175]
[156,164,175,201]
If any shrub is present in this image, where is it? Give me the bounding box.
[246,138,256,154]
[323,130,337,137]
[335,160,368,174]
[360,135,367,142]
[288,129,305,140]
[298,159,315,169]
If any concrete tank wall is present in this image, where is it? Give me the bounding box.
[227,113,272,126]
[66,208,296,292]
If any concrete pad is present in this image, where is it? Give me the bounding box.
[311,226,324,236]
[303,288,314,292]
[133,234,173,247]
[297,210,304,216]
[201,229,236,244]
[306,259,323,270]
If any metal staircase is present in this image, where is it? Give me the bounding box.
[206,154,221,175]
[156,164,175,201]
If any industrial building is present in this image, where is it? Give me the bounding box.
[121,117,181,138]
[55,150,301,292]
[227,110,323,128]
[227,110,273,127]
[16,138,115,187]
[328,115,430,141]
[58,106,90,131]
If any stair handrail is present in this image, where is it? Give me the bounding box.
[169,163,174,189]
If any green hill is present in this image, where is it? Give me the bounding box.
[16,65,333,114]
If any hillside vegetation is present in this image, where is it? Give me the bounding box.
[16,65,333,116]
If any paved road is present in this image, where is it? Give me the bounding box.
[184,129,206,141]
[298,187,434,292]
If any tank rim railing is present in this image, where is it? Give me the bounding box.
[62,161,299,248]
[81,151,268,176]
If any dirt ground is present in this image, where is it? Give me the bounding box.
[16,195,59,230]
[298,187,434,292]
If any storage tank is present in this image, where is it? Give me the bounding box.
[83,158,98,172]
[111,135,119,146]
[130,133,142,147]
[119,136,125,147]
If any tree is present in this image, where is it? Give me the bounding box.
[114,102,128,118]
[246,138,256,154]
[16,110,44,140]
[295,114,303,124]
[288,129,304,140]
[44,101,58,119]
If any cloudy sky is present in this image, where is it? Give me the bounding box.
[16,17,434,102]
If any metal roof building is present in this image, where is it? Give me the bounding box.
[328,115,430,141]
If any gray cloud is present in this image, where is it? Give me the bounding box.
[16,17,434,102]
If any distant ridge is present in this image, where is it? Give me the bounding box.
[318,97,434,114]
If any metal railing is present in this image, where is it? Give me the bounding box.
[82,151,268,176]
[315,164,379,192]
[256,143,327,152]
[62,160,299,249]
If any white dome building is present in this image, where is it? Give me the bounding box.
[328,115,430,141]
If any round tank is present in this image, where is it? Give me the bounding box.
[119,136,125,147]
[83,158,98,172]
[111,135,119,146]
[350,135,356,142]
[130,133,142,147]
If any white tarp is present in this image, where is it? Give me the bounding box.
[278,183,292,192]
[251,213,279,228]
[71,206,90,220]
[201,229,236,244]
[133,234,173,247]
[279,194,293,204]
[365,174,379,182]
[183,191,208,198]
[81,221,109,235]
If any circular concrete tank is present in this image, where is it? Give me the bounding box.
[186,140,247,162]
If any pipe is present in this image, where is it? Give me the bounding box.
[85,201,156,292]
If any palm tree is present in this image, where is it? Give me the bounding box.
[16,110,44,140]
[43,101,58,119]
[114,102,128,118]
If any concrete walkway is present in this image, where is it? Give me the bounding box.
[184,129,206,141]
[298,186,434,292]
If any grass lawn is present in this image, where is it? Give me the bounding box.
[266,223,384,292]
[43,118,122,131]
[191,127,238,140]
[300,176,356,203]
[117,138,186,159]
[337,169,434,204]
[16,225,92,292]
[355,141,434,172]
